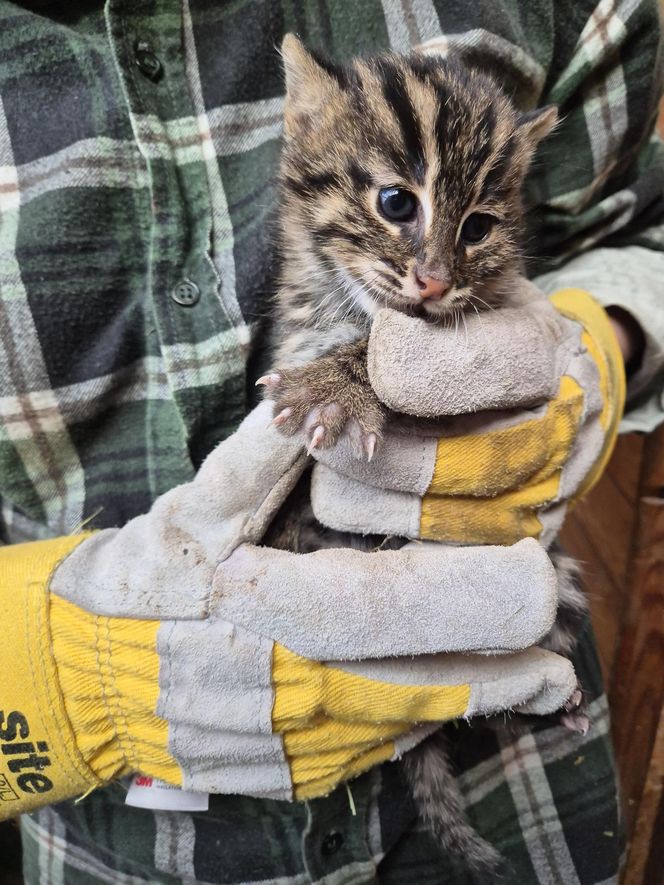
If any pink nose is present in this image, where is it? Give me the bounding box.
[415,273,451,301]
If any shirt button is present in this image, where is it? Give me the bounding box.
[320,831,343,856]
[134,38,163,82]
[171,279,200,307]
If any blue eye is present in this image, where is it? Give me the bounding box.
[460,213,495,244]
[378,187,417,222]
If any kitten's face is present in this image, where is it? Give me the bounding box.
[280,36,556,322]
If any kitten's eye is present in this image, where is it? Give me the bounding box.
[378,187,417,222]
[460,213,495,245]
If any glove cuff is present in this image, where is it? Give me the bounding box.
[550,288,626,498]
[50,593,181,788]
[0,534,181,820]
[0,536,100,815]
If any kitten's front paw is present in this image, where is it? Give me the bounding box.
[257,367,383,460]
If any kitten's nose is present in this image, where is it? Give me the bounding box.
[415,273,451,301]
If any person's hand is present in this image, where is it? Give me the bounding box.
[0,402,576,817]
[311,282,625,547]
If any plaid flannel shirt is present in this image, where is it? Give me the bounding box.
[1,0,663,882]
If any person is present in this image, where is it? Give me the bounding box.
[0,1,661,882]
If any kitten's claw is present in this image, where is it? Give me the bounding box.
[560,684,589,735]
[364,433,377,462]
[256,373,281,388]
[307,425,326,454]
[564,688,583,712]
[272,407,293,427]
[560,712,590,736]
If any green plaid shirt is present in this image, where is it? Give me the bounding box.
[2,0,662,882]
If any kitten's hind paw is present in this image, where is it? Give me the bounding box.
[560,712,590,735]
[560,685,590,735]
[563,687,583,712]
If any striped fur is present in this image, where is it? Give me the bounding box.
[273,34,557,364]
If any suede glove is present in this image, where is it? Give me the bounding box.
[311,284,625,547]
[0,402,577,818]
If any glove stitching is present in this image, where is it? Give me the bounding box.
[25,585,79,791]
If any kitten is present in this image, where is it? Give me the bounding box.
[261,35,587,874]
[262,35,557,454]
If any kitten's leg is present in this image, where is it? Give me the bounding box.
[258,339,385,458]
[543,545,590,735]
[402,731,502,875]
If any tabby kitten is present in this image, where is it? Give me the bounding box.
[261,35,586,874]
[261,34,557,456]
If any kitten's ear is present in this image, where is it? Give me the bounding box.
[519,105,558,148]
[281,34,341,137]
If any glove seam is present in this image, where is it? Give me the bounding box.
[156,620,176,771]
[551,289,626,499]
[225,450,310,564]
[418,437,434,495]
[97,615,134,778]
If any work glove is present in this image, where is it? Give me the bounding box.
[311,284,625,547]
[0,402,576,817]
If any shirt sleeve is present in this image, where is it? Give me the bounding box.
[534,243,664,433]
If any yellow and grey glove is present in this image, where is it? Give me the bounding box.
[0,403,576,817]
[311,284,625,546]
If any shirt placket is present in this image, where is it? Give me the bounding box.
[105,0,249,461]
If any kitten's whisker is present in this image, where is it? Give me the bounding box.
[469,302,489,348]
[324,298,352,329]
[460,308,469,348]
[470,293,499,314]
[312,281,352,316]
[362,271,394,304]
[311,271,363,326]
[325,286,358,327]
[347,272,383,312]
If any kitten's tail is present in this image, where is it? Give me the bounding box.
[402,731,503,875]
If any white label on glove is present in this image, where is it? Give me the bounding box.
[125,775,209,812]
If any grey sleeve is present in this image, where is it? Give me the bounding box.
[534,244,664,433]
